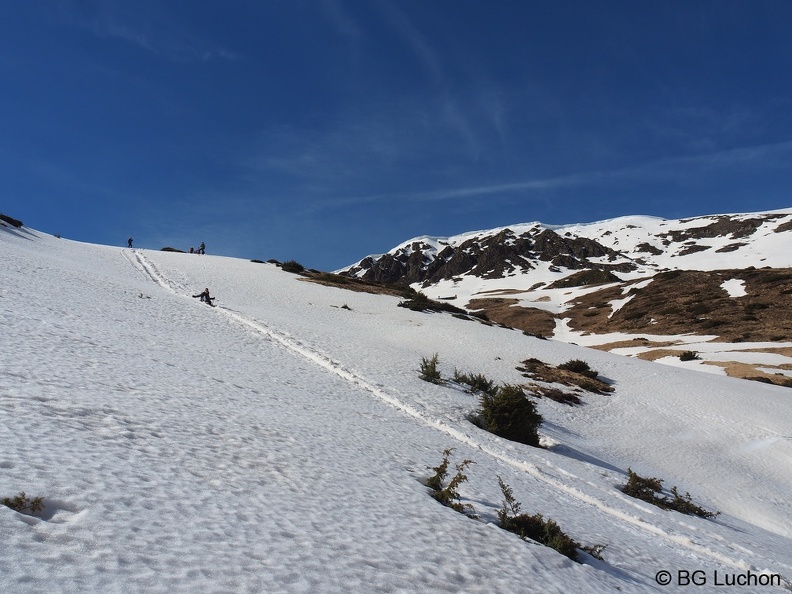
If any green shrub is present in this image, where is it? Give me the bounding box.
[281,260,305,273]
[1,492,44,516]
[679,351,700,361]
[622,469,718,518]
[426,449,477,517]
[419,354,443,384]
[453,370,497,396]
[479,385,542,447]
[557,359,598,378]
[497,477,580,561]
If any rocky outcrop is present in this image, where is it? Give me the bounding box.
[343,227,632,286]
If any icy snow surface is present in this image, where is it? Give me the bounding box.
[2,227,791,593]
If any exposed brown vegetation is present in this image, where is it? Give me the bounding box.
[516,358,614,394]
[300,271,415,298]
[565,268,792,343]
[466,298,556,337]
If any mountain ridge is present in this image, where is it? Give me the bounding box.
[340,208,792,385]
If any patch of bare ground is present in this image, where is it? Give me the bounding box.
[699,362,792,388]
[588,338,681,352]
[564,268,792,343]
[633,349,690,362]
[624,348,792,387]
[516,358,614,394]
[523,383,582,405]
[466,298,557,337]
[299,271,417,298]
[474,288,527,296]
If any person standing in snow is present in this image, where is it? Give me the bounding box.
[192,287,214,306]
[128,237,133,248]
[199,241,205,255]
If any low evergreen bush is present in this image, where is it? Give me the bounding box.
[1,492,44,516]
[419,354,443,384]
[557,359,598,378]
[453,369,497,396]
[679,351,700,361]
[497,477,580,561]
[622,469,718,518]
[426,449,477,517]
[281,260,305,273]
[479,385,542,447]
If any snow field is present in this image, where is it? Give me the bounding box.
[1,228,791,592]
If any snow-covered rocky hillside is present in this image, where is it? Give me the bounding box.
[341,209,792,386]
[2,224,791,593]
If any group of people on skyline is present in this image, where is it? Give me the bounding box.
[125,238,205,255]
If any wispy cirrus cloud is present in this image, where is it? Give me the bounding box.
[298,137,792,214]
[63,1,238,62]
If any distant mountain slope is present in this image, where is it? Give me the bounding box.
[340,209,792,384]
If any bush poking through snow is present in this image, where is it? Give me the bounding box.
[453,369,497,396]
[496,477,581,561]
[2,492,44,516]
[557,359,599,378]
[622,469,719,518]
[426,449,477,517]
[478,385,542,447]
[419,353,443,384]
[517,358,613,394]
[281,260,305,274]
[679,350,700,361]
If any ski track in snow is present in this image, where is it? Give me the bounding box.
[131,250,785,579]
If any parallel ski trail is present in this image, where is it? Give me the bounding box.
[131,251,789,580]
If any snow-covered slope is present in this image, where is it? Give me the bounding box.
[2,225,791,592]
[342,208,792,304]
[340,209,792,385]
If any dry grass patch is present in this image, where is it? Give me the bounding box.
[701,361,792,387]
[516,358,613,394]
[466,298,556,337]
[590,338,681,352]
[300,271,414,298]
[523,384,582,406]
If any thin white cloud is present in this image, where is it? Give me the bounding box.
[301,138,792,213]
[320,0,362,42]
[374,0,443,86]
[64,2,238,63]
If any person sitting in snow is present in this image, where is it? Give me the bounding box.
[192,287,214,306]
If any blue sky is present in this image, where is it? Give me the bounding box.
[3,1,792,270]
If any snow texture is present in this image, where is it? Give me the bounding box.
[2,226,791,593]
